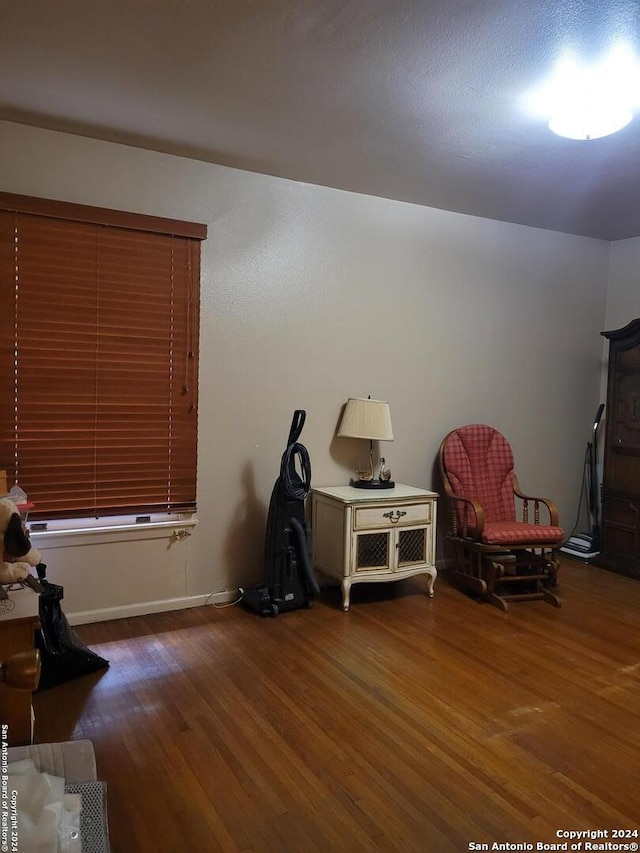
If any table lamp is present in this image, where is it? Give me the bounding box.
[337,397,395,488]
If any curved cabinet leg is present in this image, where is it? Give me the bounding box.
[341,578,351,612]
[425,568,437,598]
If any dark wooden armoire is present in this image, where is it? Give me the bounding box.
[597,318,640,578]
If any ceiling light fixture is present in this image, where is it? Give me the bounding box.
[548,99,632,141]
[524,43,640,140]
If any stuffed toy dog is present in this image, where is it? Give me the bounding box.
[0,497,44,598]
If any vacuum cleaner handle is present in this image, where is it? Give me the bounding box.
[287,410,306,448]
[289,516,320,596]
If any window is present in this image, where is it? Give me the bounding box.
[0,193,206,520]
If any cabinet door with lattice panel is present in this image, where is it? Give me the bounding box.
[353,530,392,573]
[397,526,430,569]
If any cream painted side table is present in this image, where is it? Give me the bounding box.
[311,484,438,611]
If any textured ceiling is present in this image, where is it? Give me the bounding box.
[2,0,640,240]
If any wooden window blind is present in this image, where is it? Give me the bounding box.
[0,193,206,520]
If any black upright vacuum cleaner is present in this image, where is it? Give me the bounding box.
[561,403,605,560]
[242,410,320,616]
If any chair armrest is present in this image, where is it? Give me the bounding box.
[448,495,485,538]
[513,477,559,526]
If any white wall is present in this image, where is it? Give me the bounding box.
[0,121,610,621]
[605,238,640,331]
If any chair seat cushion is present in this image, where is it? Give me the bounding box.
[481,521,564,545]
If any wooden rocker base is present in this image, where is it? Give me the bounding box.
[449,542,561,611]
[487,586,561,612]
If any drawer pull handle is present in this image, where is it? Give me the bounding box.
[383,510,407,523]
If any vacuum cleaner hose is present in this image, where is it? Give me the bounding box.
[281,442,312,501]
[289,516,320,596]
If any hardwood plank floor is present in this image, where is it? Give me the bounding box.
[33,559,640,852]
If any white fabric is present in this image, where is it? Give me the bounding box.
[8,772,65,853]
[59,794,82,853]
[3,771,82,853]
[5,742,97,851]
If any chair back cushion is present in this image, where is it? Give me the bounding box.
[442,424,516,522]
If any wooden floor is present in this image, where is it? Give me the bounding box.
[34,559,640,852]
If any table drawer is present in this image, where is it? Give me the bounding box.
[354,501,431,530]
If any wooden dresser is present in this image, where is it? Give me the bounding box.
[0,587,40,746]
[597,319,640,578]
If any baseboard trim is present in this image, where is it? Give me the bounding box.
[68,590,240,626]
[68,565,453,625]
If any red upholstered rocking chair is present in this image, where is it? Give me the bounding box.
[439,424,565,611]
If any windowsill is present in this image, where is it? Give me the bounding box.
[30,517,198,540]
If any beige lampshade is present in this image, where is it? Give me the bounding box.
[337,397,394,441]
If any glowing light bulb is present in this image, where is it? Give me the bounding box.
[523,43,640,140]
[548,100,632,140]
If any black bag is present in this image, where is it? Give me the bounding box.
[35,578,109,690]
